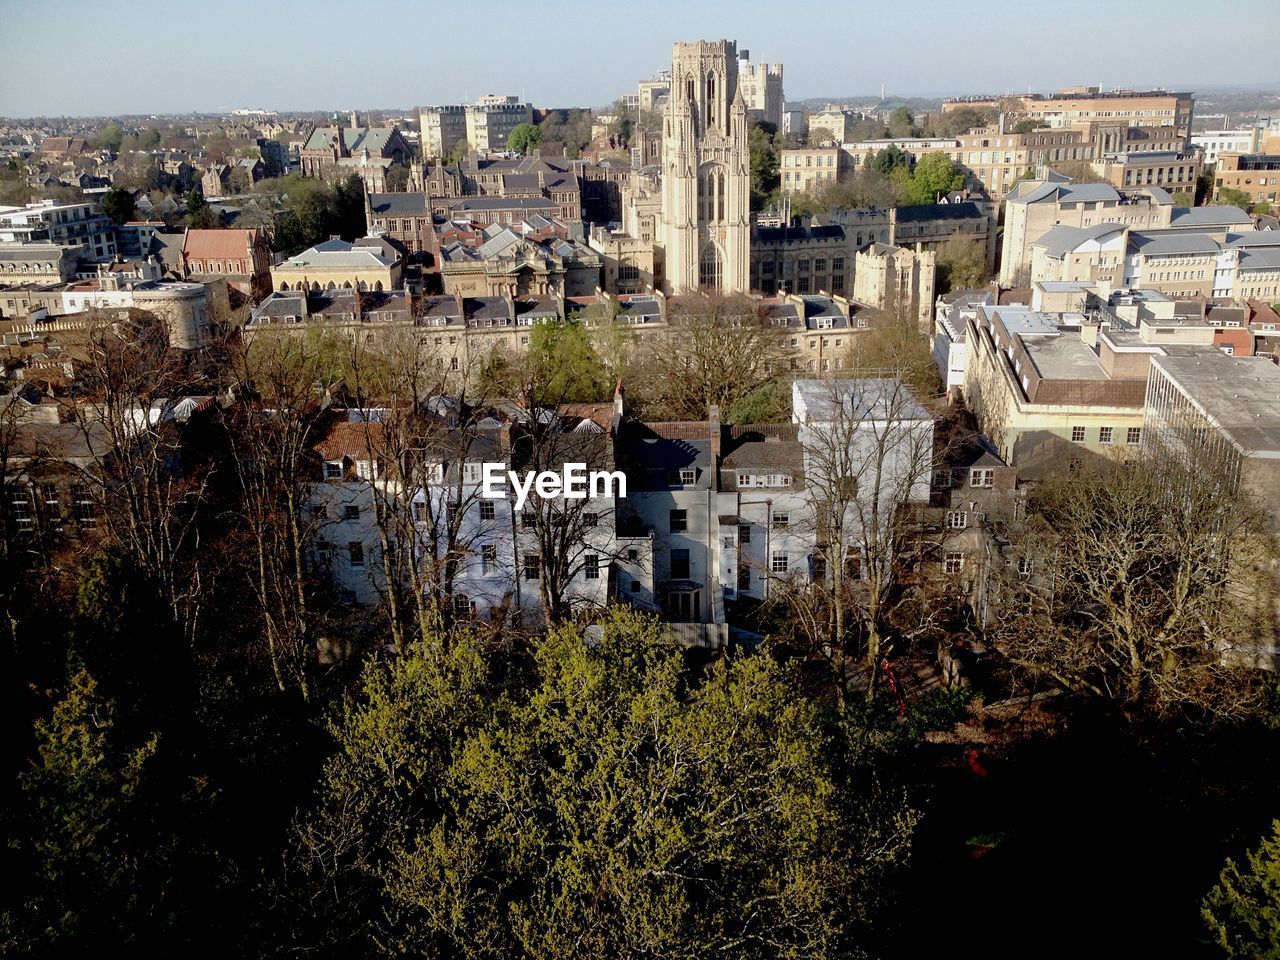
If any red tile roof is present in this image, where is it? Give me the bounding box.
[181,229,257,261]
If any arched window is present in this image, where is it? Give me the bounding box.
[279,280,289,291]
[717,171,725,222]
[311,281,320,291]
[326,281,336,290]
[699,243,722,291]
[374,281,383,291]
[343,281,352,289]
[358,281,368,291]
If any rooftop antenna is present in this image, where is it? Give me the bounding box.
[881,82,886,101]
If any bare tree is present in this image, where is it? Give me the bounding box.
[223,332,332,700]
[635,293,789,420]
[988,450,1275,723]
[777,374,939,701]
[69,312,211,647]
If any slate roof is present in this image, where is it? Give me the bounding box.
[894,201,986,221]
[1129,231,1222,256]
[369,192,430,216]
[1170,206,1254,228]
[1034,223,1126,258]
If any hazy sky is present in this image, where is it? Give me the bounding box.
[1,0,1277,117]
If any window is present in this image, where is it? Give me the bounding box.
[356,459,377,480]
[451,595,472,619]
[737,563,751,591]
[946,511,968,529]
[480,500,495,520]
[670,549,690,579]
[323,460,344,480]
[343,505,360,520]
[669,509,687,533]
[1017,557,1032,576]
[41,483,61,527]
[772,511,789,529]
[348,542,365,567]
[630,578,641,593]
[10,486,33,529]
[680,467,695,486]
[1099,426,1113,444]
[523,554,540,581]
[584,553,601,579]
[1070,425,1086,443]
[1127,427,1142,445]
[626,548,639,563]
[522,511,535,529]
[583,512,599,526]
[72,484,96,527]
[969,469,993,488]
[738,523,751,544]
[944,551,964,574]
[481,544,497,576]
[771,552,789,574]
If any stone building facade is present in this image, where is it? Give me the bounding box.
[660,39,752,294]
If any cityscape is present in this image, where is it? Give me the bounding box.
[2,2,1280,957]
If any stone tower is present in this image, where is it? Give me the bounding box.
[659,40,751,294]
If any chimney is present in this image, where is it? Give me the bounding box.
[708,403,721,457]
[613,380,625,420]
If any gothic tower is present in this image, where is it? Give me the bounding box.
[659,40,751,294]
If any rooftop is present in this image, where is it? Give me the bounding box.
[1153,351,1280,457]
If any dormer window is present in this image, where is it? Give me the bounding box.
[323,460,344,480]
[970,468,993,488]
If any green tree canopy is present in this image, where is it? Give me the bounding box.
[507,122,543,155]
[870,144,909,176]
[526,318,611,403]
[185,188,219,229]
[1217,187,1254,213]
[100,186,136,226]
[279,608,917,958]
[749,121,780,211]
[446,138,471,165]
[1203,820,1280,957]
[90,122,124,152]
[901,152,966,206]
[935,237,988,292]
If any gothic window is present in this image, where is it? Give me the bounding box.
[699,243,722,291]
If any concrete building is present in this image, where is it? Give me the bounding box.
[1215,153,1280,206]
[944,87,1195,145]
[1092,149,1201,197]
[806,108,863,146]
[419,104,468,159]
[0,242,81,288]
[932,289,995,396]
[465,98,534,153]
[0,200,116,262]
[779,146,849,194]
[841,137,960,170]
[638,72,672,113]
[957,124,1091,197]
[781,102,805,138]
[853,242,936,331]
[659,39,752,294]
[1192,127,1267,165]
[1000,175,1174,286]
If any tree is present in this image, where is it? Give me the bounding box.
[609,98,633,145]
[989,453,1275,724]
[1172,190,1194,207]
[524,318,611,403]
[279,608,918,957]
[100,186,135,226]
[634,294,789,420]
[870,144,909,177]
[2,670,161,950]
[186,188,219,229]
[90,122,124,152]
[886,106,918,139]
[446,138,471,165]
[935,237,988,293]
[1217,187,1254,213]
[1011,119,1042,134]
[507,123,543,155]
[1203,820,1280,958]
[766,329,940,701]
[901,153,965,206]
[749,121,780,211]
[385,161,410,192]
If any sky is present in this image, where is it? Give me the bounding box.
[1,0,1277,117]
